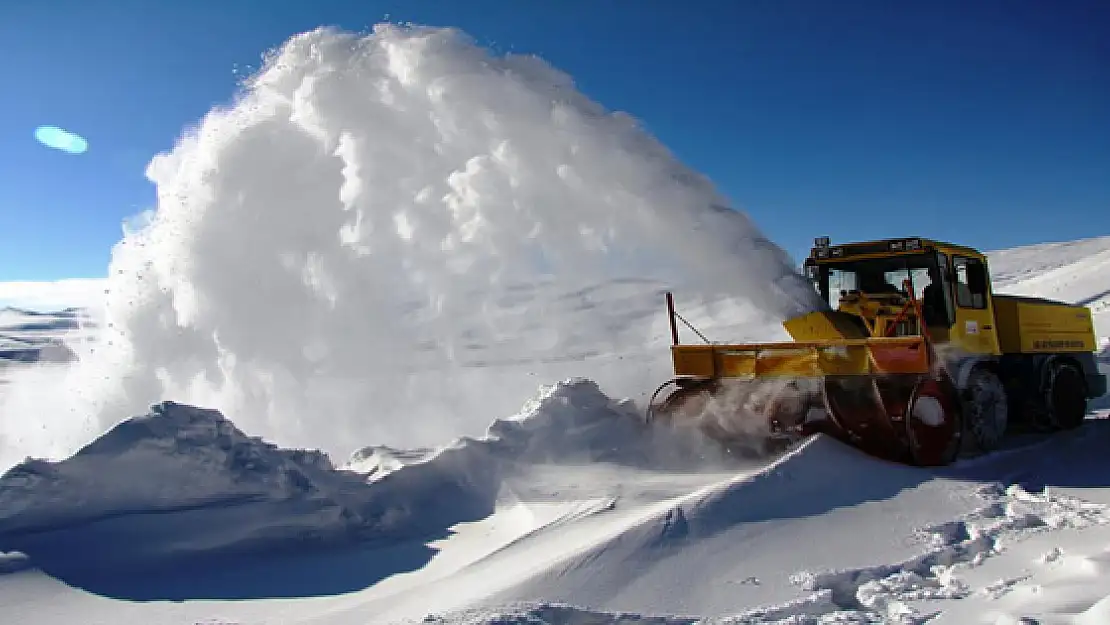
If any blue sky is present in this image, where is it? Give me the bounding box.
[1,0,1107,281]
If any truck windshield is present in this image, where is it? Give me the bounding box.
[818,253,939,309]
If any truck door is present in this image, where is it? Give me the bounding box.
[950,255,1002,355]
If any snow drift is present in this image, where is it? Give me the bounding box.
[57,23,821,463]
[4,390,1110,621]
[4,373,982,619]
[0,379,744,584]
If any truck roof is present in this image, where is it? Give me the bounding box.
[807,236,986,263]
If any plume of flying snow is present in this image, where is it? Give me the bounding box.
[18,24,823,461]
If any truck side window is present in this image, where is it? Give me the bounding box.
[953,256,987,309]
[826,268,856,308]
[926,252,955,325]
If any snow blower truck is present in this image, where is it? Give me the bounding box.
[648,236,1107,466]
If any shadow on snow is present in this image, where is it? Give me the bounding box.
[2,408,1109,603]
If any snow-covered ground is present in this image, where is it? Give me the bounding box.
[1,380,1109,624]
[0,22,1108,625]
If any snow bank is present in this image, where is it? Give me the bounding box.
[490,433,922,595]
[0,401,335,532]
[346,444,437,482]
[0,378,744,575]
[0,401,374,566]
[54,22,820,465]
[423,433,929,622]
[450,418,1110,624]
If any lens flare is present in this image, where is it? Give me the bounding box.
[34,126,88,155]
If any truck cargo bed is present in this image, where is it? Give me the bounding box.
[993,294,1097,354]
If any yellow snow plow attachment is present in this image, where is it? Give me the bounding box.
[648,294,960,466]
[669,336,931,380]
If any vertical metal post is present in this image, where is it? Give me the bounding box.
[666,291,679,345]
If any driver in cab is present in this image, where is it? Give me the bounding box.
[858,272,903,296]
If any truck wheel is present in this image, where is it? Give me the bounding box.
[1045,361,1087,430]
[962,368,1009,452]
[905,375,962,466]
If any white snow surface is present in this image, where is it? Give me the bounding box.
[2,382,1110,624]
[0,22,1109,625]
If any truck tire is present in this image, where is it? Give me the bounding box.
[962,367,1009,452]
[1045,360,1087,430]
